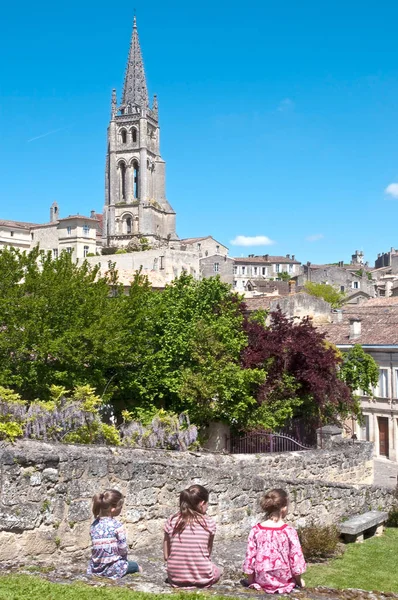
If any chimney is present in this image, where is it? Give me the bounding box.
[90,210,96,219]
[286,254,290,259]
[333,309,343,323]
[349,318,361,340]
[288,280,296,294]
[292,255,295,260]
[50,201,59,223]
[264,254,269,261]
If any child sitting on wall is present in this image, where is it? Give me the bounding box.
[243,488,306,594]
[87,489,143,579]
[163,484,221,588]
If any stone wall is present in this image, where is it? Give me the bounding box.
[0,440,394,564]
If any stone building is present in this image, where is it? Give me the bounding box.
[232,254,301,293]
[318,297,398,462]
[244,290,332,323]
[0,203,101,260]
[199,254,234,284]
[180,236,228,258]
[86,248,199,291]
[103,17,178,249]
[297,261,376,299]
[0,220,38,250]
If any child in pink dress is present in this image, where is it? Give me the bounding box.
[243,488,306,594]
[163,484,221,588]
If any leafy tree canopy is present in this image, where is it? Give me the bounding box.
[304,281,346,308]
[241,308,358,424]
[339,344,379,396]
[0,248,361,432]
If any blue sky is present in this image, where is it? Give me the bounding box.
[2,0,398,265]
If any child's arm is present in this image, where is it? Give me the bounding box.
[163,532,171,561]
[242,527,257,582]
[287,527,306,585]
[115,524,128,558]
[208,533,214,556]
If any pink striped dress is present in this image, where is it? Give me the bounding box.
[164,513,221,588]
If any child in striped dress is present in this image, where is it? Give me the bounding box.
[163,484,221,588]
[87,489,142,579]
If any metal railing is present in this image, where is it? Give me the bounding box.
[229,431,314,454]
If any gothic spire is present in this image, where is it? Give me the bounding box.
[122,16,149,109]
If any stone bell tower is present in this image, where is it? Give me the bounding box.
[103,17,178,248]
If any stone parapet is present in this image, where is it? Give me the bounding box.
[0,440,385,563]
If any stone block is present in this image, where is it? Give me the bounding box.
[67,500,91,522]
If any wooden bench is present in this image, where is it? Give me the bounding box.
[339,510,388,543]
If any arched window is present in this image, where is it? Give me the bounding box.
[126,217,132,234]
[120,129,127,144]
[132,128,137,143]
[132,160,139,199]
[119,162,126,200]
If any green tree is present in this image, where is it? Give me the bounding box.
[0,247,125,400]
[304,281,346,308]
[277,271,292,282]
[339,344,379,396]
[113,274,266,427]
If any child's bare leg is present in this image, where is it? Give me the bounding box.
[295,575,305,588]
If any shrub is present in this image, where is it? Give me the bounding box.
[101,246,118,255]
[297,523,342,562]
[387,506,398,527]
[0,386,198,450]
[120,410,198,451]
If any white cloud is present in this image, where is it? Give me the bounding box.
[277,98,295,112]
[230,235,275,247]
[385,183,398,199]
[306,233,324,242]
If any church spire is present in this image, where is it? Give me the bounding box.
[122,16,149,109]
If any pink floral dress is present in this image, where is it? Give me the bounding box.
[243,523,306,594]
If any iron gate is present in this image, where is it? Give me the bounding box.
[229,431,314,454]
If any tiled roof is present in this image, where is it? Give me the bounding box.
[317,302,398,345]
[180,236,227,248]
[306,263,365,272]
[180,237,210,244]
[247,279,290,293]
[357,297,398,307]
[243,295,290,311]
[0,219,39,229]
[59,215,99,222]
[234,255,300,264]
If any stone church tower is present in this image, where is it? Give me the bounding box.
[103,18,178,248]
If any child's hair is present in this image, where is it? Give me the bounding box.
[92,489,124,518]
[172,484,210,535]
[260,488,288,519]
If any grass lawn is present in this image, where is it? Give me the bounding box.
[0,576,232,600]
[305,527,398,593]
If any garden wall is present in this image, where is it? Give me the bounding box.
[0,440,394,564]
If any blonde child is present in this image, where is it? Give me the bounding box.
[243,488,306,594]
[87,489,142,579]
[163,484,221,588]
